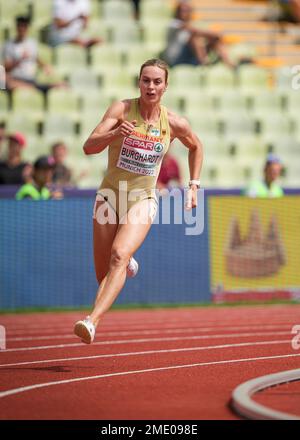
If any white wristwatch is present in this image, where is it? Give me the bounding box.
[189,179,201,188]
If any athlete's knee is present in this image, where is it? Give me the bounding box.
[110,246,130,268]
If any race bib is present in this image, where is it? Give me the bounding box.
[117,136,165,176]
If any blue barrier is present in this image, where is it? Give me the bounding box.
[0,194,210,309]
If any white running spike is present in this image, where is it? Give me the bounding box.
[127,257,139,278]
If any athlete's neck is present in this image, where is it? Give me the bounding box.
[137,98,161,124]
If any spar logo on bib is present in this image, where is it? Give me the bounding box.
[154,142,163,153]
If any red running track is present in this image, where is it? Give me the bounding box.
[0,304,300,420]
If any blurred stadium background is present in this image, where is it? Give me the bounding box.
[0,0,300,310]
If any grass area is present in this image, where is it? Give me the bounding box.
[0,299,299,315]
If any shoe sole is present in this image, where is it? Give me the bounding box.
[74,321,93,344]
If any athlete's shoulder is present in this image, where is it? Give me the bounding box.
[103,99,132,120]
[166,108,191,138]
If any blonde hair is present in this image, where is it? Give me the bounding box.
[139,59,169,83]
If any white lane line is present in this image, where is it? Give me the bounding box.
[0,339,291,368]
[2,332,290,353]
[1,353,300,399]
[4,317,299,332]
[3,331,290,353]
[6,324,293,341]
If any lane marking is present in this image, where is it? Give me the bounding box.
[1,353,300,399]
[3,331,290,353]
[3,316,299,332]
[0,339,291,368]
[6,324,293,342]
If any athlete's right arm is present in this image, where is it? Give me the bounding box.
[83,100,136,155]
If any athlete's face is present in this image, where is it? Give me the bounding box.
[139,66,167,104]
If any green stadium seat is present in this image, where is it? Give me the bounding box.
[140,0,173,20]
[186,111,221,136]
[258,113,293,136]
[213,158,248,188]
[183,90,217,113]
[72,153,107,188]
[250,90,284,112]
[100,69,137,95]
[238,65,271,90]
[0,0,31,28]
[43,114,77,142]
[205,64,237,90]
[90,0,102,19]
[283,162,300,187]
[219,111,257,136]
[80,114,103,141]
[285,91,300,113]
[90,44,123,74]
[161,92,184,114]
[142,22,168,52]
[110,22,142,47]
[124,45,159,68]
[101,0,134,21]
[234,135,268,157]
[80,18,109,41]
[54,45,88,75]
[0,91,9,121]
[29,0,53,28]
[47,88,80,119]
[274,66,294,91]
[80,91,112,115]
[271,136,300,157]
[169,65,203,88]
[38,44,54,66]
[6,112,40,136]
[216,90,250,112]
[69,69,100,96]
[12,88,45,119]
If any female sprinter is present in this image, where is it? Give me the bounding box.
[74,59,203,344]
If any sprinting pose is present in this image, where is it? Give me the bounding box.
[74,59,203,344]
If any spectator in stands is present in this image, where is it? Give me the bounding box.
[264,0,300,23]
[51,141,72,186]
[48,0,102,48]
[0,132,32,185]
[244,154,284,198]
[16,155,63,200]
[160,1,234,68]
[279,0,300,22]
[131,0,141,20]
[0,122,6,159]
[2,15,63,92]
[157,150,182,189]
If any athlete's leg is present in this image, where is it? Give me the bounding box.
[89,198,156,327]
[92,196,118,305]
[74,196,118,343]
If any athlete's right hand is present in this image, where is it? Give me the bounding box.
[116,120,137,137]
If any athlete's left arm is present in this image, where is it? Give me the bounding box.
[169,113,204,209]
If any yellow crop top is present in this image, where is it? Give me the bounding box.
[99,98,171,193]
